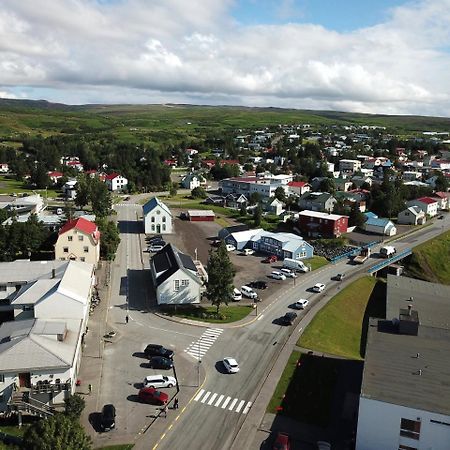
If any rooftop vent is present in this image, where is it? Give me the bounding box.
[398,307,419,336]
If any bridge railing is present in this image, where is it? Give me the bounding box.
[367,248,412,274]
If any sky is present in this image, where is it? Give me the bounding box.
[1,0,450,116]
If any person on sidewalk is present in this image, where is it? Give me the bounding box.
[125,315,129,324]
[173,398,179,410]
[88,383,92,395]
[161,406,167,418]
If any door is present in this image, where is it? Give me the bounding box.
[18,372,31,388]
[156,224,161,233]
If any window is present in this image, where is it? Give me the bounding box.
[0,285,6,292]
[83,246,89,253]
[0,374,4,383]
[151,217,155,223]
[162,216,166,223]
[181,280,189,287]
[151,224,155,231]
[63,247,69,253]
[174,280,180,292]
[162,224,166,231]
[400,418,421,440]
[399,445,417,450]
[68,236,73,241]
[78,235,84,241]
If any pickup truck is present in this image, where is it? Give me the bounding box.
[353,247,370,264]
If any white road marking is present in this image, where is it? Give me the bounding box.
[228,398,238,411]
[257,314,264,321]
[243,401,252,414]
[208,393,218,405]
[221,396,231,409]
[214,394,224,407]
[235,400,245,413]
[201,392,211,403]
[194,389,205,402]
[185,328,224,360]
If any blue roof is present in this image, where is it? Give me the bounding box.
[143,197,172,216]
[364,211,378,219]
[365,217,392,227]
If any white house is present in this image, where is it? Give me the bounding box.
[105,173,128,191]
[407,197,439,217]
[0,163,9,173]
[150,244,202,305]
[181,173,206,190]
[62,179,77,200]
[397,206,426,225]
[143,197,173,234]
[364,217,397,236]
[339,159,362,173]
[287,181,311,196]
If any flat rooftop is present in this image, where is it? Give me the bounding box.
[361,318,450,416]
[0,260,68,285]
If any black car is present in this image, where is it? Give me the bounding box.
[100,404,116,431]
[149,356,174,370]
[280,312,298,325]
[438,215,444,219]
[333,273,345,281]
[144,344,174,359]
[148,235,163,242]
[248,280,268,290]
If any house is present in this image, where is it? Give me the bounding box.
[407,197,439,217]
[364,217,397,236]
[287,181,311,196]
[225,194,247,209]
[143,197,173,234]
[433,192,450,210]
[218,225,249,241]
[150,244,202,305]
[180,173,206,190]
[105,173,128,192]
[203,195,226,207]
[65,160,84,172]
[298,192,337,213]
[0,163,9,173]
[62,179,77,200]
[351,175,373,188]
[334,191,367,212]
[397,206,426,225]
[223,229,314,260]
[0,194,44,216]
[186,210,215,221]
[402,171,422,182]
[264,198,284,216]
[48,171,64,184]
[298,210,348,238]
[54,217,101,265]
[339,159,362,173]
[0,260,95,415]
[334,178,353,192]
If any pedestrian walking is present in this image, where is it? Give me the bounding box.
[161,406,167,418]
[125,315,129,324]
[88,383,92,395]
[174,398,179,410]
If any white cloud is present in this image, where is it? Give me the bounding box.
[1,0,450,115]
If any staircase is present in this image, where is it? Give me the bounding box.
[8,393,55,419]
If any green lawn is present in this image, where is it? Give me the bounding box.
[0,175,59,198]
[162,305,253,323]
[95,445,134,450]
[404,229,450,285]
[267,352,339,427]
[298,277,386,359]
[304,255,328,271]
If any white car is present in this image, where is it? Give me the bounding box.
[223,357,240,373]
[226,244,236,252]
[232,288,242,301]
[143,374,177,389]
[294,299,309,309]
[241,285,258,299]
[312,283,326,293]
[271,271,286,280]
[148,244,164,252]
[242,248,254,256]
[280,268,297,278]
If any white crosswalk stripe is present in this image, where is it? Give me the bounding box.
[194,390,252,415]
[184,328,223,360]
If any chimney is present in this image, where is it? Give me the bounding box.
[408,304,412,316]
[52,269,56,279]
[399,307,419,336]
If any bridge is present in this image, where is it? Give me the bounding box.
[367,248,413,275]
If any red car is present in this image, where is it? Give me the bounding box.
[138,387,168,405]
[263,255,278,263]
[273,432,290,450]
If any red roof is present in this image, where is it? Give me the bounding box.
[105,172,121,180]
[85,169,97,174]
[435,191,450,199]
[67,161,82,166]
[59,217,99,238]
[417,197,438,205]
[48,171,63,177]
[288,181,308,187]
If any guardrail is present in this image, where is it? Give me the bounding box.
[329,240,380,264]
[367,248,412,274]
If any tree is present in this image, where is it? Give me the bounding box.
[319,178,335,194]
[169,183,177,197]
[205,242,235,313]
[253,205,262,227]
[249,192,261,205]
[22,413,92,450]
[239,203,247,217]
[89,178,112,218]
[348,204,366,228]
[64,394,85,418]
[97,218,121,260]
[274,186,286,202]
[191,186,207,199]
[74,176,89,209]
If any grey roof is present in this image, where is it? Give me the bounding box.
[386,275,450,329]
[0,260,68,285]
[143,197,172,216]
[151,243,200,287]
[361,318,450,416]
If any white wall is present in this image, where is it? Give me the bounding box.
[144,205,173,234]
[157,270,200,305]
[34,294,86,320]
[357,397,450,450]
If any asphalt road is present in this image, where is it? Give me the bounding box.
[102,202,449,450]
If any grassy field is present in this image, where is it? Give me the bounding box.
[298,277,386,359]
[0,175,59,198]
[161,305,253,323]
[304,255,328,271]
[267,352,339,427]
[403,229,450,285]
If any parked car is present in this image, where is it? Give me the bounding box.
[138,387,169,405]
[280,312,297,325]
[241,248,254,256]
[148,235,163,242]
[280,268,297,278]
[438,215,444,219]
[144,344,174,359]
[273,432,290,450]
[263,255,278,263]
[100,404,116,431]
[312,283,326,293]
[226,244,236,252]
[248,280,268,290]
[240,285,258,299]
[333,273,345,281]
[294,299,309,309]
[143,375,177,389]
[223,357,240,373]
[149,356,174,370]
[148,244,164,252]
[271,271,286,281]
[232,288,242,301]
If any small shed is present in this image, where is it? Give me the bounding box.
[187,210,215,222]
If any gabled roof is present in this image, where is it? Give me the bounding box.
[401,206,424,216]
[288,181,308,188]
[365,217,393,227]
[58,217,99,239]
[434,191,450,199]
[416,196,438,205]
[143,197,172,216]
[151,244,200,287]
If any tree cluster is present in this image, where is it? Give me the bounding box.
[75,175,112,218]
